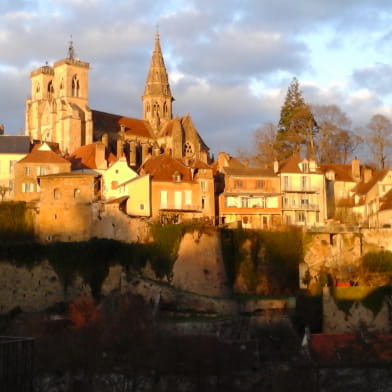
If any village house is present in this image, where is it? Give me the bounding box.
[215,153,282,229]
[139,154,215,224]
[14,143,71,202]
[36,172,100,242]
[277,154,327,226]
[0,135,31,200]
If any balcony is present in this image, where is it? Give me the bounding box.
[160,204,202,212]
[283,203,319,211]
[282,185,320,193]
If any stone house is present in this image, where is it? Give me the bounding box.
[14,143,71,202]
[0,135,31,200]
[36,172,100,242]
[139,154,215,223]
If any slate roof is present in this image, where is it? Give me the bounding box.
[92,110,153,139]
[0,135,31,154]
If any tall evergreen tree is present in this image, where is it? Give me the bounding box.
[275,77,318,160]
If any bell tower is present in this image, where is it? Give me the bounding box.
[25,39,93,154]
[142,33,173,133]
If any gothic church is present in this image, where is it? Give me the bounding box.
[25,34,210,167]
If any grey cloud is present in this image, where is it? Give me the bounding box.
[352,64,392,96]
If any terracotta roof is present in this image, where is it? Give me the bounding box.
[279,154,322,174]
[92,110,153,139]
[380,188,392,211]
[68,142,116,170]
[223,166,277,177]
[18,143,69,164]
[140,155,194,182]
[0,136,31,154]
[310,333,392,363]
[320,163,356,182]
[352,170,388,196]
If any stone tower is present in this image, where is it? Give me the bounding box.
[25,39,93,154]
[142,33,173,134]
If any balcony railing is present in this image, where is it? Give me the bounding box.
[283,203,319,211]
[160,204,202,212]
[282,185,320,193]
[0,336,34,392]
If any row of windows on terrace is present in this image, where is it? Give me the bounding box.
[225,196,279,209]
[22,183,81,199]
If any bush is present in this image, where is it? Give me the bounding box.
[362,250,392,273]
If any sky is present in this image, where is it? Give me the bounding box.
[1,0,392,159]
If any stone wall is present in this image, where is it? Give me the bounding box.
[322,286,391,334]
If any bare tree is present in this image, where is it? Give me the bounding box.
[366,114,392,169]
[312,105,361,163]
[251,122,278,166]
[0,185,9,201]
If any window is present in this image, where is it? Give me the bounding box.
[234,180,243,189]
[9,160,16,174]
[185,190,192,205]
[296,212,306,223]
[47,81,54,99]
[37,167,46,176]
[74,188,81,199]
[200,180,207,192]
[140,203,145,210]
[301,176,310,190]
[283,176,289,190]
[172,171,182,183]
[184,142,193,156]
[9,181,14,194]
[25,167,31,176]
[241,197,249,208]
[201,196,206,209]
[160,190,168,209]
[72,75,80,97]
[22,183,34,193]
[225,196,236,207]
[256,180,265,189]
[53,188,61,200]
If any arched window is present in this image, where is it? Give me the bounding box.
[184,142,193,156]
[47,81,54,99]
[163,102,167,114]
[72,75,80,97]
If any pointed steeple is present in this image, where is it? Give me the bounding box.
[142,32,173,133]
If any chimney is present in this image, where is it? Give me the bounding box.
[116,137,123,159]
[351,157,360,181]
[273,159,279,173]
[363,167,372,183]
[129,140,136,166]
[95,142,107,170]
[141,143,149,163]
[101,133,109,149]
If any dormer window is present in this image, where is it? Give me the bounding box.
[172,171,182,183]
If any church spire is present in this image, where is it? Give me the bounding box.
[142,32,173,133]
